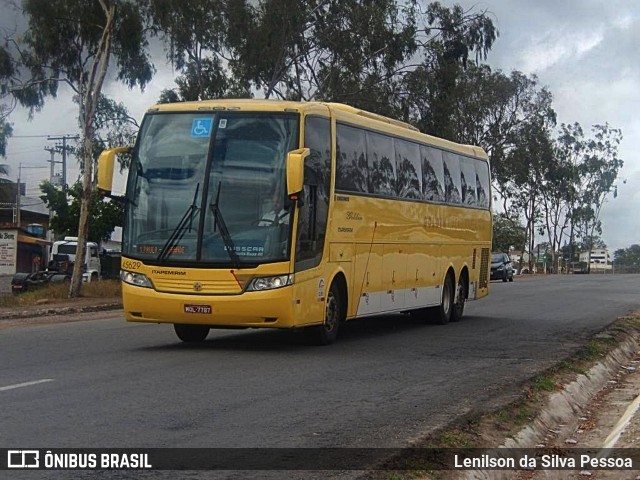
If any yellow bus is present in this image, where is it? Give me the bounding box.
[98,100,492,345]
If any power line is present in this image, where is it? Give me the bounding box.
[10,135,52,138]
[11,133,78,138]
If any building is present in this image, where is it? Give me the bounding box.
[579,249,612,271]
[0,180,51,275]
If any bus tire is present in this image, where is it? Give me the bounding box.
[174,324,210,342]
[451,276,466,322]
[435,274,455,325]
[306,282,343,346]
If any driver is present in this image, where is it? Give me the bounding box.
[258,191,290,227]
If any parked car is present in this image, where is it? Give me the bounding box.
[491,252,514,282]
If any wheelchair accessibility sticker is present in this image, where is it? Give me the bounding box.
[191,118,213,137]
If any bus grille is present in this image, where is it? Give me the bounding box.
[479,248,489,289]
[153,278,242,295]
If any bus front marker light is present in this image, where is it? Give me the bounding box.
[121,270,153,288]
[247,275,293,291]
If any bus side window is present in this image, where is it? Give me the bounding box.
[421,146,445,202]
[296,116,330,271]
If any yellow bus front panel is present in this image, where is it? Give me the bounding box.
[122,281,297,328]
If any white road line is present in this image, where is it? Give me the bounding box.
[0,379,54,392]
[602,392,640,449]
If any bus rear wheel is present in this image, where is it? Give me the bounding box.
[306,282,343,345]
[451,276,466,322]
[435,274,455,325]
[174,324,210,342]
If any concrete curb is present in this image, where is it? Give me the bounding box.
[463,334,640,480]
[0,302,123,320]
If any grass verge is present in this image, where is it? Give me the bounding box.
[363,312,640,480]
[0,280,121,307]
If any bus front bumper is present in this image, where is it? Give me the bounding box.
[122,283,297,329]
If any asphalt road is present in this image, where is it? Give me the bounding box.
[1,274,640,476]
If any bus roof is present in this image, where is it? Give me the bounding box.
[147,99,488,160]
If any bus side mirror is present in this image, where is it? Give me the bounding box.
[286,148,310,196]
[97,146,131,195]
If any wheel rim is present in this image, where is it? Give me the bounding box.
[455,282,465,313]
[325,291,339,333]
[442,279,452,316]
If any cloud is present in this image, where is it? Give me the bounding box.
[517,30,604,73]
[601,169,640,251]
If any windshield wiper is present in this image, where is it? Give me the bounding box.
[209,182,240,269]
[157,183,200,261]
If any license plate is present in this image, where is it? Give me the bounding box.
[184,304,212,314]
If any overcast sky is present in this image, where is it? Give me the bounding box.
[2,0,639,251]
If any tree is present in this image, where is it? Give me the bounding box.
[91,95,139,171]
[0,117,11,159]
[492,212,525,254]
[557,123,623,272]
[614,244,640,267]
[40,180,124,243]
[536,139,574,270]
[150,0,498,117]
[16,0,153,296]
[502,116,556,271]
[146,0,233,101]
[0,43,13,156]
[1,42,16,157]
[400,2,497,139]
[2,3,61,159]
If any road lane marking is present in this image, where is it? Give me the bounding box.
[0,379,54,392]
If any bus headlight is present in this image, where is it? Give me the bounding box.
[121,270,154,288]
[246,274,293,291]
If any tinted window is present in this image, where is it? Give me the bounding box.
[58,244,76,255]
[336,124,369,193]
[475,159,491,208]
[421,146,445,202]
[367,131,396,196]
[443,152,462,204]
[460,157,477,206]
[335,123,490,210]
[395,139,421,199]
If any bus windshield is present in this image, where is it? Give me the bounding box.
[124,111,299,265]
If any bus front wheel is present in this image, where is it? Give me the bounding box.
[174,324,210,342]
[306,282,343,346]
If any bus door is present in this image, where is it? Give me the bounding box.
[292,114,331,327]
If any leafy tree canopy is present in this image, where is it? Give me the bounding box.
[492,212,525,254]
[40,180,123,243]
[614,244,640,266]
[14,0,154,296]
[149,0,497,116]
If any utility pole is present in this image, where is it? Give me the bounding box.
[48,134,79,187]
[44,146,60,184]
